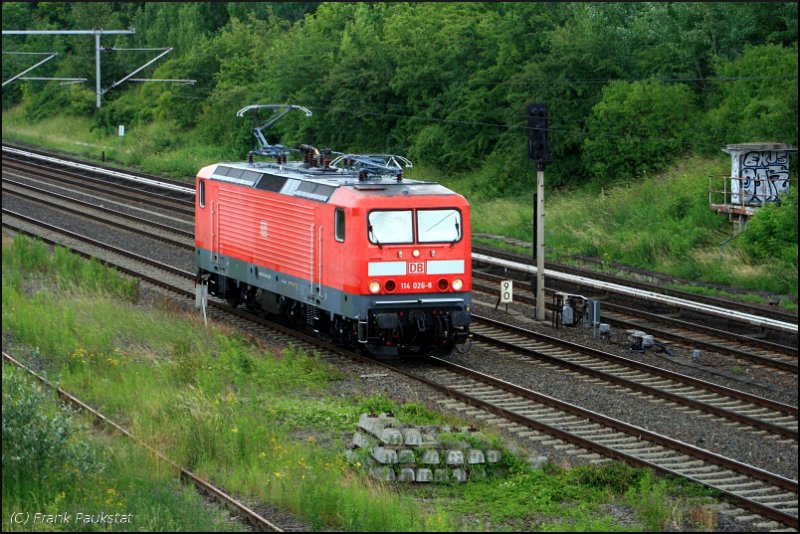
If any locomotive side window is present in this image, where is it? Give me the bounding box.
[418,209,461,243]
[368,210,413,245]
[199,179,205,208]
[335,208,345,242]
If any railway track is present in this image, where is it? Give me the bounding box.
[397,358,798,529]
[2,155,195,216]
[2,144,195,198]
[5,170,796,395]
[10,144,797,384]
[472,273,799,375]
[9,182,795,445]
[4,175,794,387]
[2,177,193,246]
[3,211,798,530]
[7,143,796,333]
[468,315,798,440]
[4,188,797,440]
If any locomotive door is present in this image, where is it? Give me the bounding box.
[317,223,324,298]
[211,199,220,259]
[309,208,325,301]
[309,222,324,300]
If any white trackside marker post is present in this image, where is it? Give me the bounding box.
[501,280,513,303]
[195,282,208,326]
[495,280,513,312]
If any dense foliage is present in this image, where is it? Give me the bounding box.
[2,2,797,194]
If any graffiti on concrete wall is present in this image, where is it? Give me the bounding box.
[733,150,791,205]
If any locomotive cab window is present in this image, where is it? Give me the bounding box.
[199,180,205,208]
[335,208,345,242]
[368,210,413,245]
[418,209,461,243]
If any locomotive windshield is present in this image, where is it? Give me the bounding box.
[368,210,414,244]
[367,209,462,244]
[418,209,461,243]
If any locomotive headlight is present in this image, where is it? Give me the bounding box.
[412,249,421,258]
[452,278,464,291]
[369,281,381,294]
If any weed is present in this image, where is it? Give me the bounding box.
[569,462,643,494]
[625,471,670,531]
[690,505,719,531]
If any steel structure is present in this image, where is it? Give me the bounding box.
[1,51,60,86]
[2,29,195,107]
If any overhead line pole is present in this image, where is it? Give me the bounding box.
[535,161,545,321]
[95,33,102,107]
[2,29,196,107]
[3,29,135,108]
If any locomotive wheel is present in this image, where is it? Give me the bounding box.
[454,337,471,354]
[226,288,244,308]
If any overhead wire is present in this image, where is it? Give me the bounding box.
[144,92,787,154]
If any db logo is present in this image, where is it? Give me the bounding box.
[408,262,425,274]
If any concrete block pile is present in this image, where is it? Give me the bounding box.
[345,413,504,483]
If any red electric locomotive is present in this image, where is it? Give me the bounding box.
[195,106,471,357]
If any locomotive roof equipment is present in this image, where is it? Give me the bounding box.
[236,104,312,161]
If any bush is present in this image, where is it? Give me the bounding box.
[409,125,455,171]
[2,367,103,501]
[582,81,699,185]
[23,82,72,121]
[740,185,798,264]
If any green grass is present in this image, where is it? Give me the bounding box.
[2,366,245,532]
[1,106,224,181]
[417,461,716,531]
